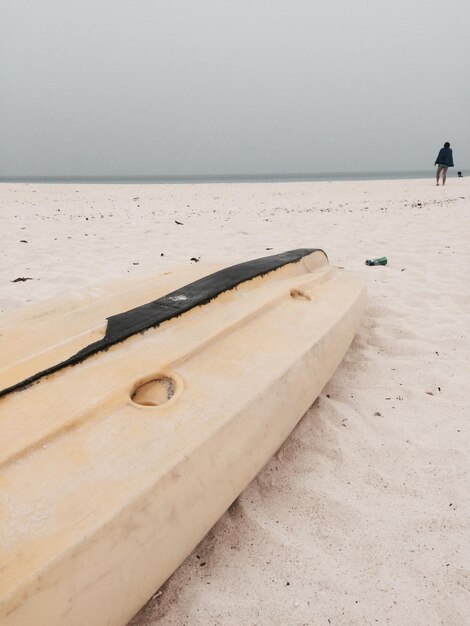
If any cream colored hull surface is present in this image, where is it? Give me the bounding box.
[0,249,365,626]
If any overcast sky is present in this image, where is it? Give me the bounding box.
[1,0,469,178]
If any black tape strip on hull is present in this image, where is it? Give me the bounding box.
[0,248,325,399]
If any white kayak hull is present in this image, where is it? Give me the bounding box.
[0,249,365,626]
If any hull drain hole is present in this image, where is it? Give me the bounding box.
[132,376,176,406]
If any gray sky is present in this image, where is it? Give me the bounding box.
[1,0,469,177]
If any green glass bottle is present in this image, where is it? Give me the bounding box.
[365,257,387,266]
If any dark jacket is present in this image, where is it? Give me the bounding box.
[435,147,454,167]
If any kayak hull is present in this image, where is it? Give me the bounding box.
[0,250,365,626]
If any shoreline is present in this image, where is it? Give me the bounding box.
[1,170,463,185]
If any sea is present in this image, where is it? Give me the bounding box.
[0,170,464,184]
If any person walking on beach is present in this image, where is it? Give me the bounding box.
[435,142,454,186]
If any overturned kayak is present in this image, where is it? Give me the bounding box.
[0,248,365,626]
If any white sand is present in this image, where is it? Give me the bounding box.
[1,178,469,625]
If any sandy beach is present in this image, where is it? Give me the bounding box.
[1,178,469,625]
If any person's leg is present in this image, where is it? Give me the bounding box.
[436,165,442,185]
[442,167,448,185]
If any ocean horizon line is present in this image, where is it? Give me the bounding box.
[0,169,463,185]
